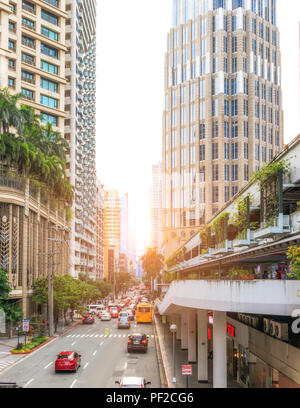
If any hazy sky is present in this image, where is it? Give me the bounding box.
[96,0,300,254]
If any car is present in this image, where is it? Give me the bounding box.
[82,315,95,324]
[118,317,130,329]
[118,311,129,319]
[127,310,134,321]
[55,351,81,373]
[110,307,119,318]
[127,333,149,353]
[115,377,151,388]
[101,313,111,321]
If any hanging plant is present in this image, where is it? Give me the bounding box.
[211,212,229,246]
[251,159,290,187]
[287,246,300,280]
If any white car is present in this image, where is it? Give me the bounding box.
[118,311,129,319]
[101,313,111,321]
[115,377,151,388]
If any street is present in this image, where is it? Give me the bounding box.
[0,318,160,388]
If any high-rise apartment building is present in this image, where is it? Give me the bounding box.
[95,179,104,281]
[162,0,283,257]
[65,0,97,279]
[150,162,163,249]
[4,0,67,136]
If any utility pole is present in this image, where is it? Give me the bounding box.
[39,225,69,337]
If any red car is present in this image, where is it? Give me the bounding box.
[55,351,81,373]
[110,307,119,318]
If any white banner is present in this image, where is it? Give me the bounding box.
[0,310,5,334]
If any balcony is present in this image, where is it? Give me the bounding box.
[21,76,35,85]
[254,215,291,240]
[22,4,36,14]
[22,39,35,49]
[291,211,300,233]
[214,240,234,255]
[233,230,256,248]
[22,22,36,31]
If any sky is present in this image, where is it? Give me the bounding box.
[96,0,300,255]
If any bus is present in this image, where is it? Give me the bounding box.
[136,303,152,324]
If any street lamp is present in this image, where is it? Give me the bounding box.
[170,323,177,384]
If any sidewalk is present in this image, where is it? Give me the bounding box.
[0,319,81,351]
[154,314,241,388]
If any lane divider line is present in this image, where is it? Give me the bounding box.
[44,362,53,369]
[83,362,89,369]
[24,378,34,388]
[93,350,97,356]
[70,379,77,388]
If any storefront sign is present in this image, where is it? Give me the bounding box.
[162,316,167,324]
[182,365,192,376]
[226,323,236,338]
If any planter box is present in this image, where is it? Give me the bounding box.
[254,215,291,240]
[11,338,53,354]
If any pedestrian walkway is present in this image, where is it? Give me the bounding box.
[65,333,155,339]
[0,352,22,373]
[154,314,241,389]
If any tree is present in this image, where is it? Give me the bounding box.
[141,247,164,291]
[0,268,11,300]
[0,269,22,338]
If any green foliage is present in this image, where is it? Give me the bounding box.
[141,247,164,279]
[12,337,49,353]
[0,88,74,207]
[0,269,11,300]
[297,202,300,211]
[165,247,186,269]
[211,213,229,245]
[287,246,300,280]
[251,159,290,187]
[228,267,253,279]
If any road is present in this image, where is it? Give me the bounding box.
[0,318,161,388]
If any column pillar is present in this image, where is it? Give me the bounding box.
[213,311,227,388]
[197,310,208,383]
[176,315,182,340]
[22,213,29,318]
[181,311,188,350]
[188,311,197,363]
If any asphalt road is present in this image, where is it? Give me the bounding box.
[0,318,161,388]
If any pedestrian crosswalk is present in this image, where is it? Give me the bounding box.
[65,333,155,340]
[0,353,21,373]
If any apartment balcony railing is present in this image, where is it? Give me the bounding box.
[22,22,36,31]
[22,4,36,14]
[254,215,291,240]
[22,39,35,49]
[22,94,34,101]
[21,76,35,85]
[22,57,35,66]
[43,0,59,8]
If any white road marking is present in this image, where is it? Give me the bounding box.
[71,335,76,338]
[109,335,113,338]
[66,335,71,338]
[76,335,81,338]
[99,334,103,338]
[93,350,97,356]
[24,378,34,388]
[70,379,77,388]
[90,334,94,338]
[94,334,99,338]
[113,334,117,338]
[118,335,121,338]
[83,362,89,369]
[44,362,53,369]
[100,342,104,346]
[151,335,154,338]
[123,335,126,338]
[71,341,76,346]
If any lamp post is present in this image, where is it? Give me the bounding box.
[170,323,177,384]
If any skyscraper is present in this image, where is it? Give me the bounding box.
[150,162,163,249]
[162,0,283,257]
[65,0,97,279]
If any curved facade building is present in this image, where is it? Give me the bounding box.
[162,0,283,257]
[65,0,97,279]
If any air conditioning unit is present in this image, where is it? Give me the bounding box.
[274,322,289,341]
[269,320,276,337]
[251,317,259,328]
[263,318,270,334]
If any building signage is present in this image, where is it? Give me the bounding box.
[182,365,192,376]
[162,316,167,324]
[226,323,236,338]
[22,319,30,333]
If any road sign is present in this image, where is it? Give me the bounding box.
[162,316,167,324]
[105,328,109,337]
[182,365,192,376]
[22,319,30,333]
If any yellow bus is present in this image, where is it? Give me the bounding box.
[136,303,152,324]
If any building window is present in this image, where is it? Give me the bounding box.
[41,43,58,59]
[8,77,15,88]
[212,186,219,203]
[40,94,58,109]
[199,145,205,161]
[212,143,218,160]
[41,9,59,26]
[231,143,238,160]
[224,164,229,181]
[41,26,59,41]
[212,121,218,138]
[232,164,238,181]
[21,88,34,100]
[41,60,58,75]
[199,124,206,139]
